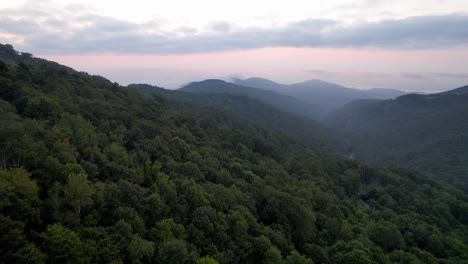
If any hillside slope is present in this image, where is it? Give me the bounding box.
[325,90,468,190]
[130,83,338,153]
[1,45,468,264]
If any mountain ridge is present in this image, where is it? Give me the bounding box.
[233,77,407,118]
[179,79,320,119]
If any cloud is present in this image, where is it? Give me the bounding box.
[176,27,198,35]
[325,14,468,48]
[208,21,233,32]
[402,73,427,79]
[402,72,468,80]
[0,16,38,34]
[1,3,468,54]
[307,69,330,75]
[431,72,468,79]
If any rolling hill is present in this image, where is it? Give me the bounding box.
[325,88,468,190]
[179,79,319,119]
[129,83,338,153]
[234,77,407,118]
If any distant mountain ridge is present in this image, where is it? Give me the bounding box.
[179,79,320,119]
[233,77,407,118]
[439,84,468,95]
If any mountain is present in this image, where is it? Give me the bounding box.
[179,79,319,119]
[2,44,468,263]
[232,77,287,91]
[439,84,468,95]
[325,88,468,190]
[0,43,73,71]
[130,84,338,153]
[362,88,410,99]
[233,77,407,118]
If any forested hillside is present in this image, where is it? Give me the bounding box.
[325,91,468,191]
[129,83,338,153]
[1,45,468,264]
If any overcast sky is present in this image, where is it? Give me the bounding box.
[1,0,468,91]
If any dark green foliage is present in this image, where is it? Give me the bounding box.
[197,256,220,264]
[325,91,468,191]
[0,46,468,263]
[368,221,404,251]
[42,224,89,264]
[128,83,338,153]
[157,239,194,264]
[265,246,283,264]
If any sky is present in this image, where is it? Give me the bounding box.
[1,0,468,91]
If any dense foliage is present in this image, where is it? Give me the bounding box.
[325,92,468,191]
[1,45,468,263]
[129,83,337,153]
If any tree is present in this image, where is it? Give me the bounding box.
[157,239,194,264]
[0,168,40,222]
[58,114,98,154]
[336,249,375,264]
[197,256,220,264]
[284,251,314,264]
[265,246,283,264]
[0,215,45,263]
[41,224,89,264]
[127,234,154,264]
[23,96,59,120]
[63,173,95,225]
[143,193,168,223]
[170,137,190,160]
[114,207,145,234]
[0,60,8,75]
[342,169,361,196]
[149,218,186,243]
[368,221,404,251]
[303,244,328,264]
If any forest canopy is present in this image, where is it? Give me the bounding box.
[1,44,468,263]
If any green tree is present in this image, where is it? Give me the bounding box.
[157,239,193,264]
[197,256,220,264]
[0,215,45,263]
[63,173,95,225]
[0,168,40,222]
[41,224,89,264]
[368,221,404,251]
[284,251,314,264]
[127,234,154,264]
[0,60,8,74]
[23,96,59,120]
[265,246,283,264]
[336,249,375,264]
[170,137,190,160]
